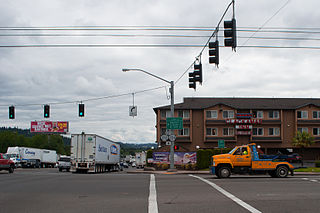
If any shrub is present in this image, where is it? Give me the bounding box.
[315,161,320,168]
[161,163,169,170]
[196,148,231,169]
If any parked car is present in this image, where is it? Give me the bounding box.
[286,153,302,163]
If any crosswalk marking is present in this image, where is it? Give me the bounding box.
[148,174,158,213]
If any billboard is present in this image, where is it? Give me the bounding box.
[30,121,69,133]
[152,152,197,164]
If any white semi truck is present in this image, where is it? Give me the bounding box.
[70,133,121,173]
[7,147,42,168]
[6,147,57,168]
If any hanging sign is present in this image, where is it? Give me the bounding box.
[129,106,137,117]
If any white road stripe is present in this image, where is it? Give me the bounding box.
[310,179,318,182]
[148,174,158,213]
[302,178,309,180]
[189,175,262,213]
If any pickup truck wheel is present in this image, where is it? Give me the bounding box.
[9,165,14,173]
[218,167,231,178]
[276,166,289,178]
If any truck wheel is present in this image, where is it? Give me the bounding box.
[9,165,14,173]
[59,168,62,172]
[218,167,231,178]
[276,166,289,178]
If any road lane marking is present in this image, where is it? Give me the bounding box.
[189,175,262,213]
[149,174,158,213]
[302,178,309,180]
[310,179,318,183]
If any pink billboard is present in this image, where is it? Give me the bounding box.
[30,121,69,133]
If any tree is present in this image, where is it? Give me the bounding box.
[292,131,315,166]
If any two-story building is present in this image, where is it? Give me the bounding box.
[153,97,320,160]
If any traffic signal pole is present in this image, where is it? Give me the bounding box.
[169,80,175,170]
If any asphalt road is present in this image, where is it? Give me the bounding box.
[0,168,320,213]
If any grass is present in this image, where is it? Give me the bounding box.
[294,167,320,172]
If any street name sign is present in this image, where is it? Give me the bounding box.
[166,117,183,130]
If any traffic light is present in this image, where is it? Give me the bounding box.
[224,18,237,50]
[79,103,85,117]
[208,40,219,66]
[44,105,50,118]
[9,106,15,119]
[174,145,179,150]
[189,72,196,90]
[193,63,203,85]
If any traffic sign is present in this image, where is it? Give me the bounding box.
[160,135,169,142]
[218,139,225,148]
[166,117,183,130]
[169,134,176,142]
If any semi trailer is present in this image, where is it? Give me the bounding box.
[70,133,121,173]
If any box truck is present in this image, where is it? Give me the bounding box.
[70,133,121,173]
[41,149,57,168]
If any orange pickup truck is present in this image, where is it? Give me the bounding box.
[211,143,295,178]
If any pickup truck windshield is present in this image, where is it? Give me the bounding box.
[228,147,237,154]
[59,158,70,162]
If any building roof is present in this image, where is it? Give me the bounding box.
[153,97,320,112]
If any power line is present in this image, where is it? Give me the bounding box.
[0,86,167,107]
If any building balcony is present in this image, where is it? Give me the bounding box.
[252,137,282,142]
[205,136,236,142]
[297,120,320,125]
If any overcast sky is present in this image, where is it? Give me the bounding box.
[1,0,320,143]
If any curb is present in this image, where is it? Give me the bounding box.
[127,170,320,176]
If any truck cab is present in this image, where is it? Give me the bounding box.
[211,143,295,178]
[0,153,15,173]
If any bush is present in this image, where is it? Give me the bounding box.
[315,161,320,168]
[161,163,169,170]
[196,148,231,169]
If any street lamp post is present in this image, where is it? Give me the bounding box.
[122,68,176,171]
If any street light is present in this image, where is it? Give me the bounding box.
[122,68,176,171]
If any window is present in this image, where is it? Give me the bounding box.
[313,128,320,136]
[297,111,308,119]
[253,128,264,136]
[268,111,279,119]
[233,148,241,155]
[297,127,308,133]
[178,128,189,136]
[223,110,234,119]
[206,110,218,119]
[313,111,320,119]
[178,110,190,118]
[268,128,280,136]
[206,128,217,136]
[160,110,171,118]
[223,128,234,136]
[252,110,263,118]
